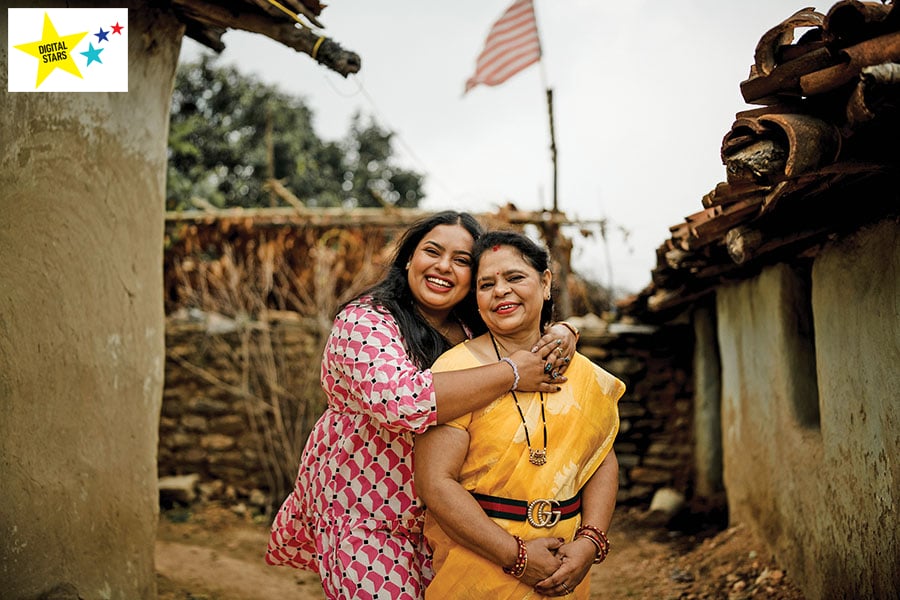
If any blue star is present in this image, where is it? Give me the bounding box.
[80,43,104,66]
[94,27,110,43]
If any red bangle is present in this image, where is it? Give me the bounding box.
[576,531,603,554]
[575,525,610,563]
[502,535,528,578]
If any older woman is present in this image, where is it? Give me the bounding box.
[414,231,624,599]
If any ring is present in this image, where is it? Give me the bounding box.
[555,347,563,356]
[551,370,559,379]
[563,356,570,364]
[555,339,562,345]
[544,363,553,374]
[561,582,571,594]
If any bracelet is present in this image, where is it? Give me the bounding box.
[576,530,603,555]
[577,525,609,552]
[575,525,609,563]
[557,320,580,340]
[502,535,528,578]
[575,525,610,563]
[575,530,608,563]
[499,357,520,391]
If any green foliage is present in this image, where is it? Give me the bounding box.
[343,113,425,209]
[166,56,424,211]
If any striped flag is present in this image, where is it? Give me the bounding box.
[465,0,542,94]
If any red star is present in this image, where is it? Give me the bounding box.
[111,22,124,35]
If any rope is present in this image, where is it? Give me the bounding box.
[265,0,312,29]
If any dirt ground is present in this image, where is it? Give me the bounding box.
[156,503,807,599]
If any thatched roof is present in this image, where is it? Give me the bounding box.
[162,206,570,316]
[171,0,360,77]
[162,205,616,318]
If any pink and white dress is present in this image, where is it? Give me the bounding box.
[266,299,441,599]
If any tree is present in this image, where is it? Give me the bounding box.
[341,112,424,209]
[167,56,423,210]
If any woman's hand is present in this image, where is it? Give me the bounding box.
[532,537,595,596]
[509,349,567,393]
[516,537,564,587]
[532,322,578,380]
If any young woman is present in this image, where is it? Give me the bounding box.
[266,212,578,599]
[415,231,624,599]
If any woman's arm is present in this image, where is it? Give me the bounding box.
[330,303,565,430]
[534,450,619,594]
[327,303,441,433]
[433,347,563,423]
[432,321,579,424]
[414,424,563,584]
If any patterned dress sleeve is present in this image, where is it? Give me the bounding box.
[321,300,438,434]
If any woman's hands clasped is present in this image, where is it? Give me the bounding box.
[533,537,596,597]
[515,537,564,588]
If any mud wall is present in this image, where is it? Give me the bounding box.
[0,5,181,598]
[716,218,899,600]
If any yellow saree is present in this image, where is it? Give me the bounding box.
[423,342,625,599]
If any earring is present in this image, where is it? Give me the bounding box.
[405,261,411,269]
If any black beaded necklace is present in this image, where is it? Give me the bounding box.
[489,331,548,466]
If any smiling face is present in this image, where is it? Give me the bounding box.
[406,224,476,319]
[475,244,551,338]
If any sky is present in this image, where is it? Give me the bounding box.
[179,0,814,295]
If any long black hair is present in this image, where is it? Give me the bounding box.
[344,211,486,369]
[471,230,555,330]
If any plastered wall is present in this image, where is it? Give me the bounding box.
[0,4,182,598]
[715,218,899,599]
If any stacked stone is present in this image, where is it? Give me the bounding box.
[159,313,325,510]
[159,313,698,511]
[580,322,694,506]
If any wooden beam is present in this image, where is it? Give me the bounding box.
[172,0,360,77]
[164,206,603,230]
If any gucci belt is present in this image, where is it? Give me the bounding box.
[471,492,581,528]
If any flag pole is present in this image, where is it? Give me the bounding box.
[532,1,570,315]
[464,0,557,212]
[545,87,558,213]
[463,0,570,313]
[534,3,557,214]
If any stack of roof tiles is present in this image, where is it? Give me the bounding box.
[624,0,900,318]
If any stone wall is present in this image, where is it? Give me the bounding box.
[159,315,698,512]
[160,311,327,512]
[579,323,696,508]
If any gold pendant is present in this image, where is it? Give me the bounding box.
[529,449,547,466]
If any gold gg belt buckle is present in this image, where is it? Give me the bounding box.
[527,498,561,528]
